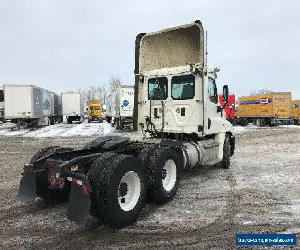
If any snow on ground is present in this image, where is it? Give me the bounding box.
[234,124,300,134]
[0,121,299,137]
[278,125,300,129]
[0,121,115,138]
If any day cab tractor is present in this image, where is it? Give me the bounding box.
[17,21,235,228]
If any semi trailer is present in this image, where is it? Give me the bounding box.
[62,92,84,124]
[87,99,103,123]
[236,92,292,126]
[291,100,300,125]
[3,84,57,127]
[106,85,134,130]
[17,21,235,228]
[49,92,63,125]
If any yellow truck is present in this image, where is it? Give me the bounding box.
[87,99,103,123]
[290,100,300,125]
[236,92,292,126]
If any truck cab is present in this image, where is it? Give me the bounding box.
[134,21,234,165]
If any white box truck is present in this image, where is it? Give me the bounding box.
[4,84,53,127]
[106,85,134,129]
[61,92,84,124]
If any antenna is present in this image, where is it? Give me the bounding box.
[205,30,208,67]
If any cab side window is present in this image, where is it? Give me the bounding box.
[171,75,195,100]
[208,78,218,104]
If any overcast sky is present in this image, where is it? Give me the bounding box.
[0,0,299,98]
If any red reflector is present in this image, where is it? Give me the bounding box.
[59,178,65,188]
[82,184,89,194]
[49,176,56,184]
[72,177,77,185]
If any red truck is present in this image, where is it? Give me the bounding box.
[219,94,236,123]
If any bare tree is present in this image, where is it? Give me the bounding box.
[77,78,115,105]
[109,76,122,93]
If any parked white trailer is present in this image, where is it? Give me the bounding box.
[4,84,53,127]
[49,92,63,125]
[106,85,134,129]
[0,85,4,122]
[62,92,84,124]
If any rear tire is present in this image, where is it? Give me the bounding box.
[148,147,181,204]
[30,146,73,202]
[87,152,116,219]
[92,154,147,228]
[138,146,155,169]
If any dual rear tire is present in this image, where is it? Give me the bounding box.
[146,147,181,204]
[87,147,181,227]
[88,153,147,228]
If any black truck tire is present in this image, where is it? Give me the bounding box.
[67,117,72,124]
[221,136,231,169]
[30,146,73,202]
[87,152,116,218]
[148,147,181,204]
[138,146,156,168]
[91,154,147,228]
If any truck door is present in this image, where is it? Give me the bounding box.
[146,77,168,132]
[146,75,199,134]
[204,77,224,135]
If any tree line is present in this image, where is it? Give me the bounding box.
[78,76,122,105]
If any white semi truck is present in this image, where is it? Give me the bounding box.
[18,21,235,228]
[61,92,84,124]
[3,84,60,127]
[106,85,134,129]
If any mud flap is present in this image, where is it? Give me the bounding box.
[17,170,36,203]
[67,183,91,223]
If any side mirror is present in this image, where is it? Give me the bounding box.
[223,85,229,104]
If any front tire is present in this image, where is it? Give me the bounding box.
[221,136,231,169]
[148,147,181,204]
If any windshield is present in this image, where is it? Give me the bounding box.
[90,106,101,110]
[148,77,168,100]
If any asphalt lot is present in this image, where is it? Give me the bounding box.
[0,125,299,249]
